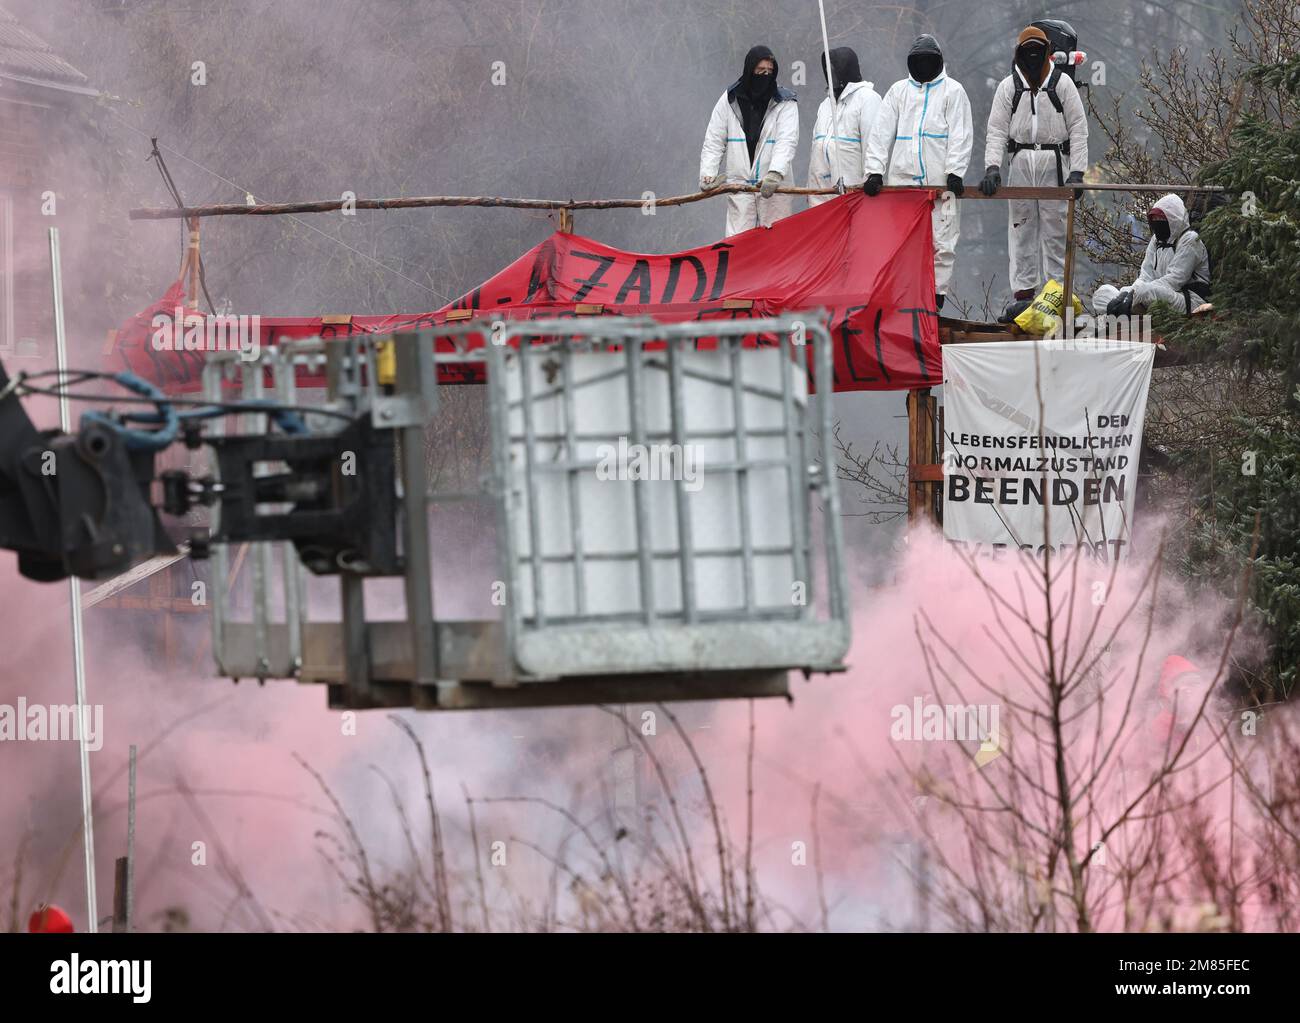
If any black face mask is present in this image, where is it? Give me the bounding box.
[908,53,943,83]
[740,45,779,106]
[737,46,779,163]
[822,63,846,99]
[1150,218,1171,244]
[1016,42,1047,83]
[748,70,775,100]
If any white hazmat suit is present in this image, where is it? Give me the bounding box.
[807,48,882,205]
[1092,194,1211,316]
[699,46,799,237]
[983,27,1089,295]
[863,35,973,295]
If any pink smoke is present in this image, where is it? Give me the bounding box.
[0,520,1282,932]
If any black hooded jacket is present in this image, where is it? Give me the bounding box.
[728,45,795,163]
[822,46,863,99]
[906,34,944,84]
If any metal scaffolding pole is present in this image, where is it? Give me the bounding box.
[49,226,98,933]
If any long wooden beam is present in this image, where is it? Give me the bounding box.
[128,182,1225,221]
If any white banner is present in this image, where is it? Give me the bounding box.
[942,340,1155,562]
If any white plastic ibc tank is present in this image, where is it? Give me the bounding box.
[504,344,805,623]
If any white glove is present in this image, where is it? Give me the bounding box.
[760,170,783,199]
[700,173,725,192]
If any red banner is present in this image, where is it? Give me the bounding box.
[111,191,940,392]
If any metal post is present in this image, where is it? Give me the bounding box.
[625,336,657,623]
[241,364,272,678]
[816,0,845,190]
[340,574,370,704]
[395,333,438,685]
[518,340,547,626]
[203,361,230,674]
[728,339,755,615]
[126,743,136,932]
[779,331,807,611]
[50,226,98,933]
[273,352,304,668]
[559,343,587,617]
[815,323,848,622]
[666,338,697,623]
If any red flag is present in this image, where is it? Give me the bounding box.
[111,191,940,392]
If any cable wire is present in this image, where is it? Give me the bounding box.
[10,367,355,452]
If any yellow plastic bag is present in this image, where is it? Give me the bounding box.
[1013,278,1083,336]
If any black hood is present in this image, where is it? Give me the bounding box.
[731,45,785,165]
[907,34,944,84]
[821,46,863,99]
[740,44,778,104]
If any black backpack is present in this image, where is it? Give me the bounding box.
[1010,66,1065,117]
[1184,190,1228,300]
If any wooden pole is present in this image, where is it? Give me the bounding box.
[185,216,201,308]
[921,390,936,526]
[937,402,945,527]
[907,389,922,524]
[906,388,943,527]
[128,183,1225,221]
[906,388,939,526]
[111,857,129,932]
[1062,194,1077,316]
[907,391,918,522]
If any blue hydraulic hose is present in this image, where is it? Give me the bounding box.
[80,371,178,452]
[78,374,307,452]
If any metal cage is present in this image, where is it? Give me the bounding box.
[200,314,851,710]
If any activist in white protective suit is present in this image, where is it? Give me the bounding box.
[861,34,973,308]
[980,24,1090,301]
[699,45,799,237]
[806,47,882,205]
[1092,193,1212,317]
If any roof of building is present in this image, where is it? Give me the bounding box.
[0,5,95,95]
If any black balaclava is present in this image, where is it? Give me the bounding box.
[1014,26,1051,87]
[907,34,943,84]
[738,45,778,163]
[1016,39,1048,84]
[1148,209,1172,245]
[822,46,863,100]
